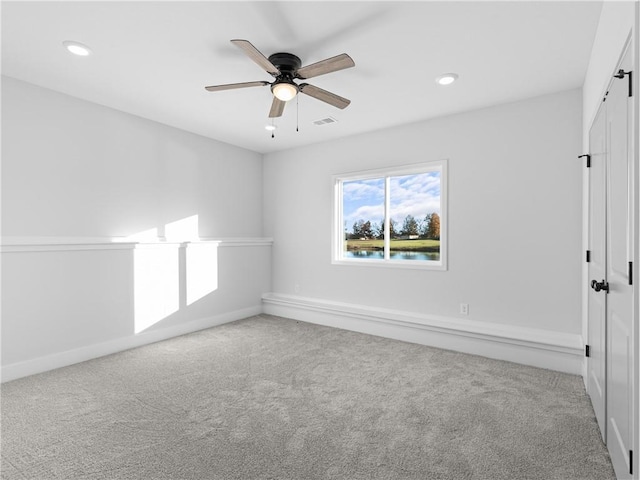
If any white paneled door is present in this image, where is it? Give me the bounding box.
[587,38,635,480]
[606,41,634,480]
[588,103,607,440]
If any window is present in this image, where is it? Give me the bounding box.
[333,160,447,269]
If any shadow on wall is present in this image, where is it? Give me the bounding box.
[124,215,219,333]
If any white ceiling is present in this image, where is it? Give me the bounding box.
[2,1,603,154]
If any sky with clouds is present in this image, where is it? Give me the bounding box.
[343,172,441,230]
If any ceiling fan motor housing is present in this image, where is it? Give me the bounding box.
[268,53,302,76]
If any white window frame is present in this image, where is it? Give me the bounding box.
[332,160,448,270]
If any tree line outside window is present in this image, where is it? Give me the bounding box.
[347,212,440,240]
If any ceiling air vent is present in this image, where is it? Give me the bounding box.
[312,116,338,126]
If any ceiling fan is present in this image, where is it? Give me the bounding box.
[205,39,355,118]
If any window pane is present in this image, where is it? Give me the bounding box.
[334,161,446,269]
[342,178,385,259]
[388,171,441,261]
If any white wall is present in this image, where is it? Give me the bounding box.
[1,77,271,381]
[263,89,583,371]
[1,76,263,239]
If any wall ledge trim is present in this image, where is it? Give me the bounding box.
[262,293,584,375]
[0,236,273,253]
[199,237,274,247]
[1,305,262,383]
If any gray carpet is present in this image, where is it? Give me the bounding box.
[1,314,615,480]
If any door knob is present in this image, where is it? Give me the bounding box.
[591,279,609,293]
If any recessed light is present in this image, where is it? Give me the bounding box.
[63,41,92,57]
[435,73,458,86]
[265,125,277,131]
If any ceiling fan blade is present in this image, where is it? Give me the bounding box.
[296,54,355,80]
[269,97,286,118]
[299,83,351,109]
[231,39,281,76]
[205,81,269,92]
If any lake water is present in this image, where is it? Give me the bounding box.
[345,250,440,261]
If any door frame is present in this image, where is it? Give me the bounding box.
[583,20,639,479]
[633,10,639,480]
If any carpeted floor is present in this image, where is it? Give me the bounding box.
[1,314,615,480]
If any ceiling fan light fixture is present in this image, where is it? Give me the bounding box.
[272,82,298,102]
[435,73,458,86]
[62,40,92,56]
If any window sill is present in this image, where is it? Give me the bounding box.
[331,258,447,271]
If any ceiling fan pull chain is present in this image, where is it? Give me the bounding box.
[296,95,299,132]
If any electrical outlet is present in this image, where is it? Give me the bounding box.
[294,283,300,294]
[460,303,469,315]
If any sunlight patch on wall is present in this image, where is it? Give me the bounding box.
[134,244,179,333]
[165,215,199,242]
[186,242,219,306]
[123,227,159,242]
[129,215,219,333]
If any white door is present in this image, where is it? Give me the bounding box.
[606,42,634,480]
[587,103,608,440]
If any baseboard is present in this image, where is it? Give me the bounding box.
[1,305,262,383]
[4,295,585,381]
[262,293,584,375]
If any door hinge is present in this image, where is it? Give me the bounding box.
[629,261,633,285]
[585,345,590,358]
[578,154,591,168]
[586,250,591,263]
[614,69,633,97]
